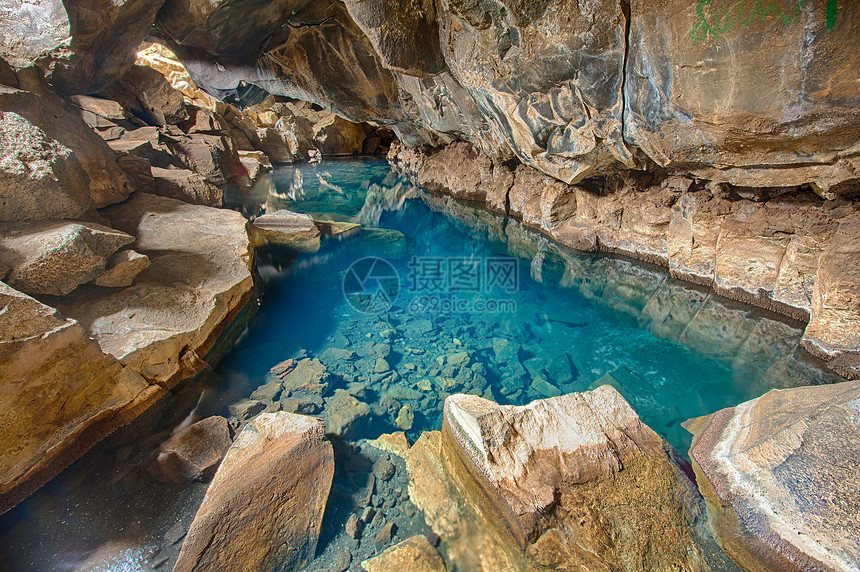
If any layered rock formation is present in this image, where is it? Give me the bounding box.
[685,381,860,571]
[395,141,860,378]
[173,412,334,572]
[406,387,736,571]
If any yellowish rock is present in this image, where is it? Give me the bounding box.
[361,536,445,572]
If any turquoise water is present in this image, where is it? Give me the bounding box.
[222,158,841,454]
[0,158,843,571]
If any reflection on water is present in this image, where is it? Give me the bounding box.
[0,158,843,571]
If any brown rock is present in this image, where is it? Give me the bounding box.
[0,282,162,513]
[100,65,187,127]
[0,220,134,296]
[686,381,860,572]
[58,193,254,388]
[255,127,294,164]
[312,113,371,156]
[164,132,244,187]
[361,535,445,572]
[324,389,371,437]
[151,167,224,207]
[173,413,334,572]
[277,358,330,394]
[252,210,321,251]
[148,416,232,483]
[93,249,150,288]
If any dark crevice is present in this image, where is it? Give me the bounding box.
[619,0,632,147]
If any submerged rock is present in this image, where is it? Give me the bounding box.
[686,380,860,572]
[324,389,371,437]
[361,535,445,572]
[148,416,232,484]
[174,413,334,572]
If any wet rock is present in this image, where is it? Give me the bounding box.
[374,521,397,550]
[375,358,391,373]
[320,347,357,363]
[279,397,320,415]
[252,210,321,252]
[529,378,560,399]
[362,535,445,572]
[280,358,330,394]
[346,513,364,539]
[0,282,162,513]
[686,380,860,572]
[394,404,414,431]
[408,388,728,570]
[163,520,187,546]
[0,220,134,296]
[228,399,266,421]
[361,507,376,523]
[492,338,519,363]
[148,416,232,483]
[93,249,150,288]
[174,413,334,572]
[249,381,282,403]
[333,550,352,572]
[151,167,224,207]
[372,457,396,482]
[324,389,371,438]
[59,193,254,388]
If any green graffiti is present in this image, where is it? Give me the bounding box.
[690,0,837,41]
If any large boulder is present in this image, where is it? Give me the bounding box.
[0,0,166,95]
[0,220,134,296]
[99,65,187,127]
[151,167,224,208]
[686,381,860,572]
[57,193,254,387]
[440,388,718,568]
[0,86,134,216]
[404,387,735,571]
[0,282,163,513]
[173,412,334,572]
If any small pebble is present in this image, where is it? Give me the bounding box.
[427,531,441,547]
[345,514,363,539]
[374,521,396,550]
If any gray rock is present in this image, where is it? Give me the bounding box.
[332,550,351,572]
[375,521,396,550]
[151,167,224,208]
[361,506,376,523]
[372,457,395,482]
[0,220,134,296]
[249,381,283,403]
[229,399,266,421]
[100,65,187,127]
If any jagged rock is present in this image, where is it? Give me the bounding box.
[252,210,320,251]
[151,166,224,207]
[408,388,733,571]
[0,108,92,221]
[0,0,164,95]
[395,404,414,431]
[277,358,330,394]
[164,132,244,187]
[0,220,134,296]
[228,399,266,421]
[324,389,371,437]
[686,381,860,572]
[93,249,150,288]
[179,104,228,135]
[57,193,254,388]
[173,413,334,572]
[100,65,187,127]
[361,535,446,572]
[0,282,162,513]
[148,416,232,483]
[312,113,371,156]
[238,150,272,182]
[0,86,133,215]
[116,155,155,194]
[70,95,126,122]
[0,56,17,87]
[255,127,294,164]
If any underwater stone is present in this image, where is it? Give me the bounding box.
[374,521,397,550]
[346,513,363,539]
[362,535,445,572]
[372,457,396,482]
[228,399,266,421]
[280,358,330,394]
[148,416,232,484]
[252,210,320,252]
[529,378,561,399]
[324,389,371,437]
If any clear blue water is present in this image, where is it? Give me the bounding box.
[221,157,841,454]
[0,158,843,571]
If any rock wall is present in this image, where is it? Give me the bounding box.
[391,141,860,379]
